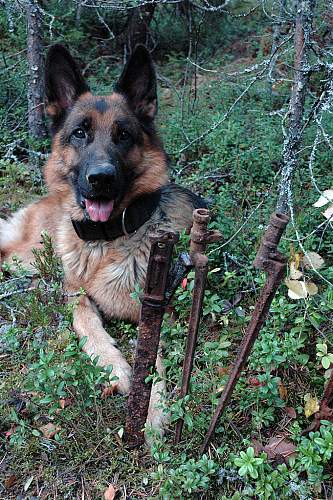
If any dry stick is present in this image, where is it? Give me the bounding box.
[200,0,316,453]
[124,230,178,448]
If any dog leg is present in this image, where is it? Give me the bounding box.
[146,349,169,443]
[72,295,132,394]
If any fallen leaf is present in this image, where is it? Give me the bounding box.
[101,386,115,399]
[313,189,333,207]
[248,377,263,387]
[252,435,296,462]
[39,423,60,439]
[104,484,116,500]
[289,261,303,280]
[24,475,34,492]
[5,425,16,439]
[322,204,333,220]
[303,251,324,270]
[285,279,318,299]
[278,381,288,400]
[216,386,225,394]
[251,438,262,456]
[304,394,319,418]
[217,366,230,376]
[285,407,297,419]
[4,475,17,489]
[264,436,296,460]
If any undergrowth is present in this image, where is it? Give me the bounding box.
[1,1,333,499]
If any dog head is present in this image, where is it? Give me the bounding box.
[44,44,168,222]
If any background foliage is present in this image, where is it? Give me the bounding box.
[0,1,333,498]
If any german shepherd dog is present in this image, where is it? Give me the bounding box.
[0,45,205,435]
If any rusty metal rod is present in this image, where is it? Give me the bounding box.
[200,264,285,453]
[175,252,209,444]
[200,212,289,453]
[124,230,178,448]
[174,208,221,444]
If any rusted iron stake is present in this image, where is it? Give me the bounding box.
[174,208,221,444]
[124,230,178,448]
[189,208,221,254]
[175,252,209,444]
[201,213,289,453]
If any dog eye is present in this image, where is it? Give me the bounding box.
[72,128,86,139]
[118,130,131,142]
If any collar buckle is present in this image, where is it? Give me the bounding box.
[121,207,135,238]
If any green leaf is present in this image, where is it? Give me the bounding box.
[238,465,248,477]
[322,356,331,370]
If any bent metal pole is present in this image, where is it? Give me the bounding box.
[201,213,289,453]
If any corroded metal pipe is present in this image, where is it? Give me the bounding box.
[124,230,178,448]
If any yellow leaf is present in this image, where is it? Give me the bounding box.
[285,279,318,300]
[289,261,303,280]
[304,394,319,418]
[294,252,301,270]
[278,381,288,400]
[303,251,324,270]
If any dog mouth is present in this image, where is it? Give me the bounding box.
[82,198,115,222]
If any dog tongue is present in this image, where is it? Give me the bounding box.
[85,199,114,222]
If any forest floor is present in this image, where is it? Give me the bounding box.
[1,10,333,500]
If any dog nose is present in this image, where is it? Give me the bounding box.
[86,165,116,186]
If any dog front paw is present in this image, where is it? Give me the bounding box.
[95,345,132,395]
[109,355,132,395]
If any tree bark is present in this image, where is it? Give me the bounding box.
[26,0,47,148]
[276,0,316,214]
[123,5,156,52]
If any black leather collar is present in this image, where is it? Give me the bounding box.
[72,189,161,241]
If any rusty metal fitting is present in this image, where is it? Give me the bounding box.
[143,231,178,304]
[191,252,209,269]
[253,213,289,272]
[190,208,222,254]
[200,211,289,454]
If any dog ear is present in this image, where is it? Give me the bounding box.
[45,44,89,126]
[115,45,157,122]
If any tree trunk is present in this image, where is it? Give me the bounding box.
[124,5,156,53]
[276,0,316,214]
[26,0,47,151]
